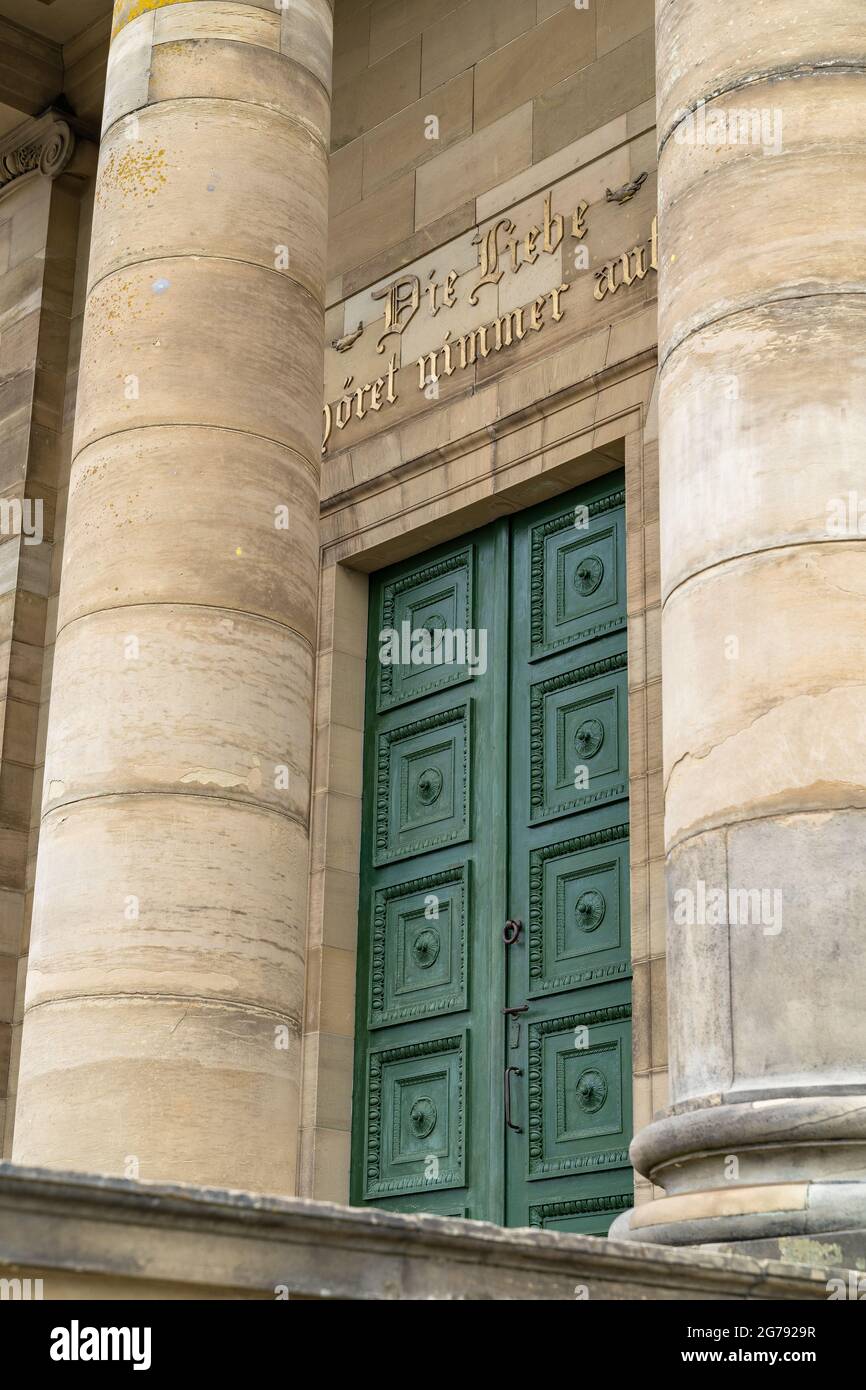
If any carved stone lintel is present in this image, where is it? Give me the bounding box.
[0,111,77,193]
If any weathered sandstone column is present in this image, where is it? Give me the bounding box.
[614,1,866,1250]
[11,0,332,1192]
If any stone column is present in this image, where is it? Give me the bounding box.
[614,1,866,1252]
[11,0,332,1193]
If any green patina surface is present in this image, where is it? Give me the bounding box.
[112,0,193,39]
[351,475,632,1232]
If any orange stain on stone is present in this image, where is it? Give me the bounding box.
[97,146,168,207]
[112,0,189,39]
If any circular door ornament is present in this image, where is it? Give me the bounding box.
[422,612,447,637]
[409,1096,438,1138]
[575,889,606,932]
[574,718,604,759]
[574,555,604,596]
[412,928,441,969]
[575,1068,608,1114]
[416,767,443,805]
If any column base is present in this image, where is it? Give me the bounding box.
[613,1093,866,1262]
[610,1185,866,1267]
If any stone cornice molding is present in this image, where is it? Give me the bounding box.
[0,110,78,192]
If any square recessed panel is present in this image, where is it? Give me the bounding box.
[364,1034,466,1198]
[377,547,474,710]
[529,491,625,660]
[529,826,630,996]
[529,655,627,823]
[527,1005,631,1179]
[370,865,468,1027]
[528,1191,633,1235]
[374,704,470,864]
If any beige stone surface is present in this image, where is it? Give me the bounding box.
[415,103,533,228]
[63,18,111,133]
[332,35,420,149]
[25,793,307,1016]
[534,28,654,163]
[659,301,866,601]
[631,1185,808,1230]
[0,145,90,1159]
[369,0,463,66]
[14,997,300,1192]
[153,2,281,50]
[475,105,652,221]
[330,138,363,217]
[91,102,328,300]
[663,543,866,846]
[328,170,415,278]
[340,200,476,297]
[621,0,866,1251]
[280,0,335,93]
[362,69,473,196]
[75,258,324,466]
[0,1164,843,1300]
[43,608,314,822]
[655,0,866,144]
[598,0,655,57]
[101,11,154,135]
[148,37,330,146]
[420,0,535,94]
[474,4,595,131]
[657,77,866,362]
[61,427,319,633]
[12,0,334,1191]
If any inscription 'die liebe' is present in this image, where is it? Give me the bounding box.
[322,188,658,455]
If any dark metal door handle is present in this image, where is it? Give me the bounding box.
[505,1066,523,1133]
[503,918,522,945]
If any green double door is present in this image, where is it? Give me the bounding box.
[351,473,632,1232]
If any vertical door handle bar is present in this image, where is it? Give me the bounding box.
[505,1066,523,1133]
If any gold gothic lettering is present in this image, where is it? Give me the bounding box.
[593,217,658,301]
[321,212,658,452]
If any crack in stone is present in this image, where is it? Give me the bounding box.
[665,684,866,795]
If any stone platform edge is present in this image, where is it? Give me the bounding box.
[0,1164,852,1300]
